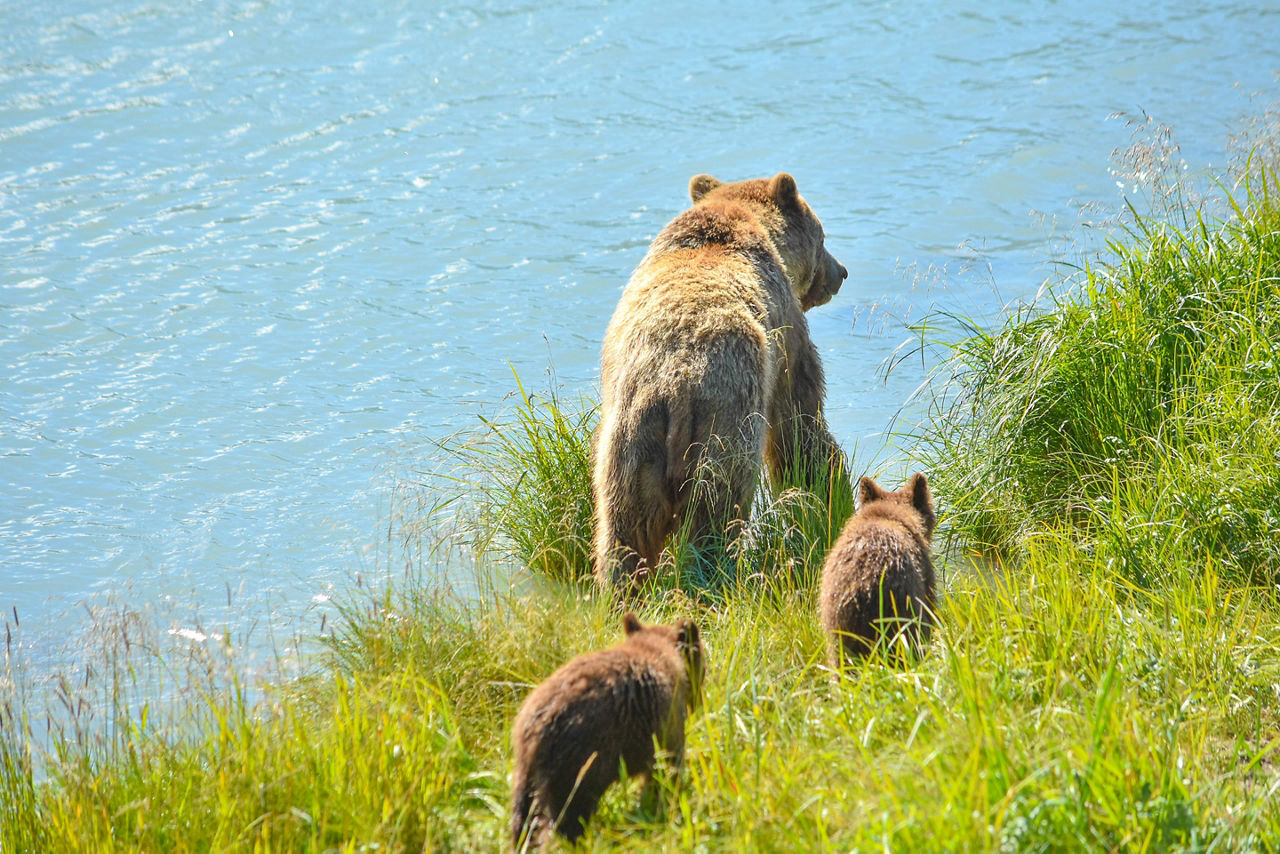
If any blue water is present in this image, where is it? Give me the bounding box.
[3,0,1278,683]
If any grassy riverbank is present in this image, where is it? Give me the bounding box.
[6,162,1280,850]
[5,545,1276,850]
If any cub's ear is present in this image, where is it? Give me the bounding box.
[769,172,799,207]
[908,472,933,515]
[623,612,644,635]
[676,619,700,652]
[689,174,722,203]
[858,476,885,507]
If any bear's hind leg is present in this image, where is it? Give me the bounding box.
[678,421,761,581]
[593,404,675,591]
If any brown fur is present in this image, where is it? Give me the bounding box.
[510,614,705,848]
[593,173,849,591]
[819,473,937,665]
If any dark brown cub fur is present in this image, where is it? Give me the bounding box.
[510,613,705,848]
[819,472,937,665]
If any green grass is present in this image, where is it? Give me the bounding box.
[914,165,1280,587]
[435,365,597,586]
[6,543,1276,851]
[6,143,1280,851]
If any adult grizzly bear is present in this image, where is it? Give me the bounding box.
[819,473,937,666]
[510,613,704,848]
[593,172,848,591]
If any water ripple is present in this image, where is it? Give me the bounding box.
[2,0,1277,680]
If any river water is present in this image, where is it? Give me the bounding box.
[3,0,1278,685]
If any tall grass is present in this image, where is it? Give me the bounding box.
[914,164,1280,585]
[436,366,597,586]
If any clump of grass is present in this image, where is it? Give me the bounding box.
[914,161,1280,585]
[0,582,514,852]
[2,665,502,851]
[437,366,598,585]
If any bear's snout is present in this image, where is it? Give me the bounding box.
[825,254,846,296]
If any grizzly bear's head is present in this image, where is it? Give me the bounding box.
[688,172,847,311]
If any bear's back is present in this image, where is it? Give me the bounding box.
[513,639,682,773]
[821,508,927,603]
[819,498,936,661]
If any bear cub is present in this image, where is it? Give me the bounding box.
[510,613,704,848]
[819,472,937,666]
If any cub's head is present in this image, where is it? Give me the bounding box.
[689,172,847,311]
[858,472,936,539]
[623,612,705,710]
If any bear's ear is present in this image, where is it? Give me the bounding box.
[676,619,700,652]
[769,172,799,208]
[622,612,644,635]
[858,476,885,507]
[908,472,933,516]
[689,174,722,203]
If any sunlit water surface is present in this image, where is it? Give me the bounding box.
[3,0,1277,685]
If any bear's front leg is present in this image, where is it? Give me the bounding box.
[765,334,850,502]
